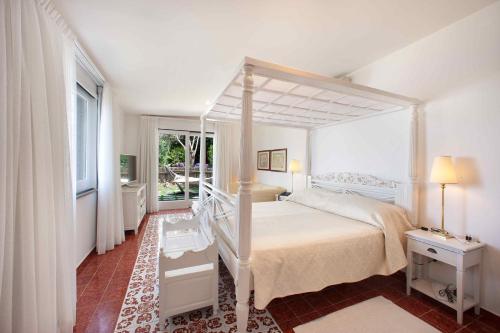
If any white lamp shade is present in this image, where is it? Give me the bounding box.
[289,159,301,173]
[430,156,457,184]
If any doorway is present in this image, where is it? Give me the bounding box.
[158,130,213,209]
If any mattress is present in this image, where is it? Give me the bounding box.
[214,198,410,309]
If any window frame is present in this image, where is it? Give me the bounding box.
[75,83,99,196]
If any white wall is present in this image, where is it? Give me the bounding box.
[75,192,97,266]
[157,117,213,133]
[344,2,500,314]
[311,111,410,182]
[253,125,308,191]
[121,113,140,155]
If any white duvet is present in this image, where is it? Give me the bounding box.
[216,188,413,309]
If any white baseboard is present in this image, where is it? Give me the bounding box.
[76,246,96,269]
[158,199,192,210]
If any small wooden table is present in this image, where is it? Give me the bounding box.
[405,229,484,324]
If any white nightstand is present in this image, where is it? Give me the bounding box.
[405,229,484,324]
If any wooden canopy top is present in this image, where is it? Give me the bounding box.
[205,57,421,129]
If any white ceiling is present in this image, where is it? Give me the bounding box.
[54,0,495,116]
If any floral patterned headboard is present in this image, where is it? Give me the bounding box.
[309,172,410,212]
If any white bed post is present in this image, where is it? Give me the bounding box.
[236,64,253,333]
[199,115,207,203]
[408,105,419,225]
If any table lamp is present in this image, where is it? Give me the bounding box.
[430,156,457,239]
[289,159,301,192]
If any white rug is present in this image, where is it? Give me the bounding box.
[294,296,439,333]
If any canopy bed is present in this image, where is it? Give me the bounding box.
[197,57,422,332]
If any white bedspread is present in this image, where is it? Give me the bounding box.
[215,190,413,309]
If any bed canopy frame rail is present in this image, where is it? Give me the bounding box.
[205,57,420,129]
[199,57,421,332]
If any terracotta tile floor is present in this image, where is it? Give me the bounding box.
[75,212,500,333]
[75,212,160,333]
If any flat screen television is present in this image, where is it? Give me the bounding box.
[120,154,137,184]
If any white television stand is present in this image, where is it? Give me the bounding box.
[121,182,146,234]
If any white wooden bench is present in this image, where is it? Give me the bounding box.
[159,212,218,328]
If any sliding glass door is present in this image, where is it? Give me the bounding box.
[158,132,187,203]
[188,134,213,200]
[158,130,213,209]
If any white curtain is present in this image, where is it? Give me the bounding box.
[0,0,76,332]
[96,84,125,254]
[138,116,159,212]
[214,122,240,193]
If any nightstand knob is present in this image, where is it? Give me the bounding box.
[427,247,437,254]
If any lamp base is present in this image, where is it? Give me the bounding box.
[431,228,453,240]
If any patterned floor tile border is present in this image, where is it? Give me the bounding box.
[114,213,282,333]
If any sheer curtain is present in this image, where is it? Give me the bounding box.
[0,0,76,331]
[96,84,125,254]
[214,122,240,192]
[138,116,159,213]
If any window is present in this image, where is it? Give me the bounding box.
[76,95,88,181]
[76,84,98,195]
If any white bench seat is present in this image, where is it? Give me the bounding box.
[158,214,218,329]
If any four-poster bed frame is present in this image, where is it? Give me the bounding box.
[198,57,421,332]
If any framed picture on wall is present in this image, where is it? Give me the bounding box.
[270,148,287,172]
[257,150,270,170]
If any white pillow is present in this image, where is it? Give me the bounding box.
[286,187,339,206]
[288,188,411,231]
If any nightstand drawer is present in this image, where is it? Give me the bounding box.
[408,238,456,266]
